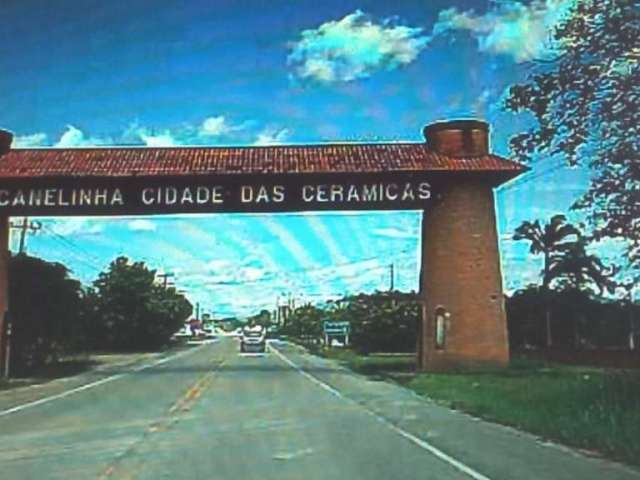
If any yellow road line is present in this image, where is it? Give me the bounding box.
[98,358,225,479]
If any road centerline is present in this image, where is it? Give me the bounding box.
[97,356,226,480]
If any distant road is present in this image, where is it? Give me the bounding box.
[0,338,637,480]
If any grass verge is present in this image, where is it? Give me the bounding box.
[317,347,640,467]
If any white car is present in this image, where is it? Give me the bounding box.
[171,327,191,340]
[240,325,266,353]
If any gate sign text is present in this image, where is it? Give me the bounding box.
[0,174,434,216]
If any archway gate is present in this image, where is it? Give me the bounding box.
[0,120,525,371]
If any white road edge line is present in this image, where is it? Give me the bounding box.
[269,344,492,480]
[0,346,204,418]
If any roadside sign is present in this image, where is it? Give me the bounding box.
[323,321,350,347]
[323,321,350,335]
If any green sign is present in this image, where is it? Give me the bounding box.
[323,321,350,335]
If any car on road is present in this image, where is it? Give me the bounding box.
[201,328,218,339]
[240,324,266,353]
[171,326,192,340]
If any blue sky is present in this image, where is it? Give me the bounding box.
[2,0,622,317]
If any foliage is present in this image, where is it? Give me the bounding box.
[8,254,84,375]
[85,256,192,351]
[247,309,272,327]
[506,285,638,350]
[547,239,618,294]
[512,215,616,346]
[280,304,325,340]
[279,291,419,353]
[218,317,242,332]
[513,214,581,289]
[504,0,640,267]
[336,291,419,353]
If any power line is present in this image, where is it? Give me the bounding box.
[195,248,415,288]
[36,225,104,273]
[42,236,103,273]
[9,218,42,253]
[498,161,569,192]
[40,224,104,264]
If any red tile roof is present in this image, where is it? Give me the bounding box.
[0,143,525,179]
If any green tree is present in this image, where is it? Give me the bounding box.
[87,257,192,351]
[340,291,418,354]
[504,0,640,268]
[514,214,580,346]
[282,305,324,343]
[514,216,616,346]
[507,286,635,350]
[248,309,271,328]
[514,215,581,289]
[8,254,83,375]
[282,292,420,353]
[548,239,617,294]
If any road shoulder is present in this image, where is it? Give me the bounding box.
[0,347,191,414]
[270,341,640,480]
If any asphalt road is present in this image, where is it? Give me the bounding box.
[0,338,638,480]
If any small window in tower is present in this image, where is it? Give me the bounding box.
[435,307,447,349]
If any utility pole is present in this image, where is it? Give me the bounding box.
[3,320,11,378]
[195,302,200,321]
[10,218,42,254]
[389,263,395,291]
[628,287,636,351]
[2,217,40,378]
[157,272,175,288]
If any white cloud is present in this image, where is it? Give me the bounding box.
[288,10,430,83]
[15,117,280,149]
[185,261,268,287]
[431,0,576,63]
[45,219,103,236]
[135,127,177,147]
[206,259,234,272]
[241,266,265,282]
[12,133,48,147]
[55,125,85,147]
[311,258,383,281]
[371,227,418,239]
[198,116,247,137]
[128,219,157,232]
[124,116,249,146]
[254,127,291,145]
[54,125,112,147]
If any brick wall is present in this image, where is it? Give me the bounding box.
[0,216,8,374]
[419,179,509,370]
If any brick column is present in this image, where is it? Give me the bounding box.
[0,216,8,375]
[418,179,509,370]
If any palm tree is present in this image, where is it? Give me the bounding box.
[513,214,581,347]
[547,239,617,295]
[547,240,618,348]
